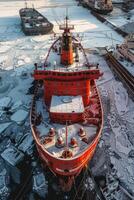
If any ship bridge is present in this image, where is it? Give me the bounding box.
[32,17,102,123]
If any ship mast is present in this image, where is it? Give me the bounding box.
[24,0,27,8]
[62,121,72,159]
[59,14,74,65]
[65,121,68,148]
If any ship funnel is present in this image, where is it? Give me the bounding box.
[59,11,74,65]
[60,14,74,65]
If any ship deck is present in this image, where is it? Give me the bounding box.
[31,20,102,159]
[50,95,84,113]
[31,83,101,158]
[35,37,99,73]
[20,8,52,29]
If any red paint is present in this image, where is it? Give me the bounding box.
[44,79,90,107]
[49,112,83,123]
[61,49,73,65]
[30,17,103,192]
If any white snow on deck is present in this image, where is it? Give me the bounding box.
[50,95,84,113]
[44,45,93,72]
[38,122,97,157]
[36,93,98,157]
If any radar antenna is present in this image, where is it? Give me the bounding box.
[59,8,74,31]
[24,0,27,8]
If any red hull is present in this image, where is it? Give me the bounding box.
[30,17,103,191]
[30,82,103,191]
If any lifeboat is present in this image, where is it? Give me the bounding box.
[30,16,103,192]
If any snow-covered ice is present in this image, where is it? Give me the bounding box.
[11,100,23,112]
[11,109,29,124]
[0,96,12,109]
[1,145,24,166]
[33,172,48,198]
[105,7,134,34]
[0,122,12,134]
[0,0,134,199]
[18,133,33,153]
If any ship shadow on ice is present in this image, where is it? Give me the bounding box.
[44,170,84,200]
